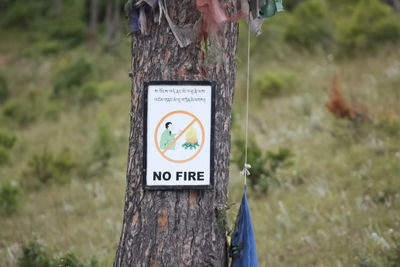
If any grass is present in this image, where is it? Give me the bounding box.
[231,34,400,265]
[1,26,400,267]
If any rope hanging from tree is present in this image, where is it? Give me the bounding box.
[240,17,252,186]
[230,19,258,267]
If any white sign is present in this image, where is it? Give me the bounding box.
[144,81,215,189]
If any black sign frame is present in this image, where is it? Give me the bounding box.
[142,81,216,190]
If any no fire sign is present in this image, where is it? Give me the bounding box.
[143,81,215,189]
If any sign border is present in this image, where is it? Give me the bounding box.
[143,80,216,190]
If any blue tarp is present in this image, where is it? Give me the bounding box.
[231,185,258,267]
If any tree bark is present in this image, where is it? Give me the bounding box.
[54,0,63,14]
[106,0,121,47]
[88,0,99,47]
[386,0,400,11]
[114,0,238,266]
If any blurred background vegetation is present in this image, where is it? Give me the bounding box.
[0,0,399,266]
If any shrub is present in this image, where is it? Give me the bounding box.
[379,108,400,137]
[59,253,98,267]
[0,146,11,166]
[93,117,115,166]
[337,0,400,53]
[52,57,93,96]
[0,180,22,215]
[0,128,17,149]
[59,253,85,267]
[0,72,9,104]
[43,101,63,122]
[254,69,298,98]
[52,148,77,184]
[46,14,86,48]
[78,118,115,179]
[52,57,94,102]
[2,0,86,51]
[2,100,39,126]
[1,1,47,29]
[24,149,76,189]
[355,231,400,267]
[23,39,61,57]
[284,0,333,49]
[283,0,304,12]
[19,240,98,267]
[325,76,368,121]
[19,240,55,267]
[80,82,101,104]
[0,128,16,166]
[25,149,54,188]
[232,137,294,194]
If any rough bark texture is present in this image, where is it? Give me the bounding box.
[387,0,400,11]
[88,0,99,47]
[106,0,121,47]
[114,1,238,266]
[54,0,63,14]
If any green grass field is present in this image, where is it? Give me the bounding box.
[1,7,400,267]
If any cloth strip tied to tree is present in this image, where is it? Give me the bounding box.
[126,0,283,47]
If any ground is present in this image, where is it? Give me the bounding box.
[0,27,400,266]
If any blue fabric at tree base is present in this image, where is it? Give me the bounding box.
[231,185,258,267]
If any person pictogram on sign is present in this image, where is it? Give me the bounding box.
[160,122,178,150]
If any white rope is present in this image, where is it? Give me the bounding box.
[240,19,251,186]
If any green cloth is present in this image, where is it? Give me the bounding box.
[160,129,176,150]
[259,0,284,18]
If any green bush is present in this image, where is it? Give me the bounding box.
[24,149,76,189]
[355,231,400,267]
[284,0,333,49]
[52,58,93,101]
[78,118,115,179]
[2,100,39,126]
[46,15,86,48]
[19,240,98,267]
[2,0,86,53]
[26,3,87,54]
[0,180,22,215]
[19,240,55,267]
[0,72,9,104]
[23,39,61,57]
[0,128,17,149]
[52,149,76,184]
[1,1,50,29]
[80,82,101,104]
[0,146,11,166]
[254,70,298,97]
[337,0,400,53]
[283,0,303,11]
[379,116,400,137]
[93,117,115,165]
[59,253,98,267]
[0,128,16,165]
[232,137,294,194]
[25,150,54,187]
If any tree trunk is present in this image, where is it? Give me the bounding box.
[105,0,114,45]
[114,0,238,266]
[88,0,99,47]
[112,0,121,43]
[106,0,121,47]
[54,0,63,14]
[386,0,400,11]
